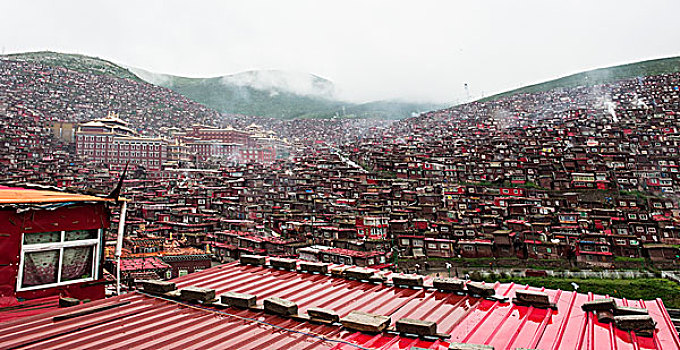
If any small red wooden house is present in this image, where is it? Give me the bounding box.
[0,186,114,309]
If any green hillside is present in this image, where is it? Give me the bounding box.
[159,75,346,119]
[3,51,438,119]
[168,76,439,119]
[131,67,441,119]
[2,51,143,82]
[337,100,442,120]
[479,56,680,102]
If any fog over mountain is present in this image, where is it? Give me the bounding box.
[131,67,337,99]
[127,65,439,119]
[2,1,678,105]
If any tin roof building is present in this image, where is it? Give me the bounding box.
[1,257,678,349]
[0,185,115,322]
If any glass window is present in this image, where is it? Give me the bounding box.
[22,250,59,287]
[62,246,94,281]
[65,229,98,241]
[24,231,60,244]
[20,229,100,290]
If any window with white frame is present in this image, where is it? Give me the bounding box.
[19,229,100,291]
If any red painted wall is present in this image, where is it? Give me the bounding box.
[0,203,110,302]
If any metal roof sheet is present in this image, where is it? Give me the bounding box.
[0,261,678,349]
[0,296,60,323]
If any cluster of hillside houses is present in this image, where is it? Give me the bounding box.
[2,59,680,280]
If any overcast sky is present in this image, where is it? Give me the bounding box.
[2,0,679,104]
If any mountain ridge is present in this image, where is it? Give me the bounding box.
[128,66,440,119]
[2,51,439,119]
[478,55,680,102]
[5,51,680,119]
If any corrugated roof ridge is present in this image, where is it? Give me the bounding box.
[580,292,596,350]
[433,293,473,331]
[41,299,187,349]
[0,294,146,349]
[637,298,662,350]
[653,297,680,349]
[168,261,677,349]
[134,290,373,350]
[485,284,531,347]
[549,289,579,350]
[528,288,562,348]
[459,281,518,344]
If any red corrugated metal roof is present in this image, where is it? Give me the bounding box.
[1,261,678,349]
[0,296,60,323]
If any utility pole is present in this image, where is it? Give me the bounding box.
[115,201,128,296]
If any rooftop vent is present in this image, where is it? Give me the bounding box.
[59,297,80,308]
[433,278,465,293]
[330,267,347,277]
[269,257,297,270]
[240,254,266,266]
[179,287,216,303]
[614,315,656,332]
[466,282,495,297]
[220,291,257,309]
[582,298,654,335]
[368,273,386,283]
[344,267,373,281]
[140,280,177,294]
[581,298,616,312]
[597,310,614,323]
[395,318,437,337]
[392,275,424,288]
[614,306,649,316]
[513,290,555,309]
[299,261,329,274]
[307,307,340,324]
[340,310,391,333]
[263,297,298,316]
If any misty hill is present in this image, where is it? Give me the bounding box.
[130,67,440,119]
[0,54,220,136]
[480,56,680,102]
[3,51,143,83]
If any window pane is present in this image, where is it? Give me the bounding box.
[65,229,98,241]
[24,232,60,245]
[22,250,60,287]
[62,246,94,281]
